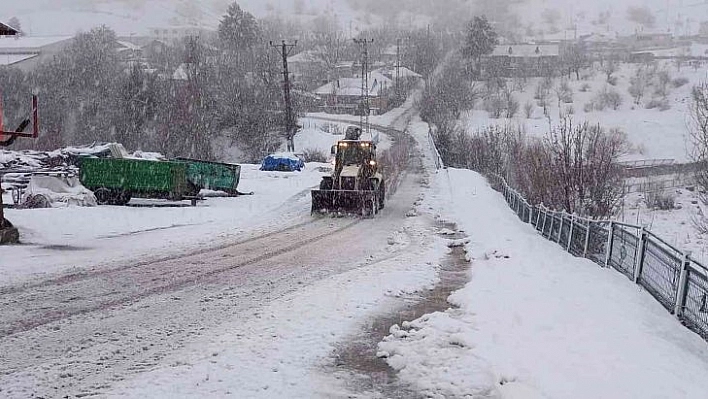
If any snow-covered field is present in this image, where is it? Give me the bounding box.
[1,161,330,284]
[463,61,708,163]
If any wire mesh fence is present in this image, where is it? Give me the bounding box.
[489,174,708,342]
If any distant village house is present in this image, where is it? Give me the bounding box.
[483,44,560,77]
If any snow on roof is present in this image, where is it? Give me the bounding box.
[0,53,38,66]
[636,43,708,58]
[0,35,73,50]
[287,49,325,64]
[116,40,141,51]
[490,44,560,57]
[0,21,19,35]
[374,66,422,79]
[314,72,392,97]
[172,63,192,81]
[382,44,398,55]
[582,32,618,43]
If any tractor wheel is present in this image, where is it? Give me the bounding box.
[94,187,113,205]
[378,181,386,210]
[362,194,377,217]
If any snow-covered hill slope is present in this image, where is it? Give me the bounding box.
[514,0,708,36]
[2,0,359,36]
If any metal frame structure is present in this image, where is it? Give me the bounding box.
[0,95,39,141]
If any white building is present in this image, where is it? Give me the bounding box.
[0,35,73,71]
[148,26,215,43]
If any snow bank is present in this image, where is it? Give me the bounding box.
[384,119,708,398]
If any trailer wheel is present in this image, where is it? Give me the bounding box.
[94,188,113,205]
[114,190,132,206]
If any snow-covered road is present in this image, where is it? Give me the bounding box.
[0,109,449,398]
[3,103,708,399]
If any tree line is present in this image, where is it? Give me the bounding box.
[0,2,448,162]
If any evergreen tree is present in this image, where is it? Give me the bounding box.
[218,2,260,52]
[462,16,498,77]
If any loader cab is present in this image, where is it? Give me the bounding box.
[335,141,376,167]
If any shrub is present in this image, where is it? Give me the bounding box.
[301,148,328,163]
[484,94,506,118]
[645,189,675,210]
[672,77,689,88]
[591,87,623,110]
[524,101,534,118]
[320,123,342,135]
[556,79,574,103]
[645,98,670,111]
[505,90,520,118]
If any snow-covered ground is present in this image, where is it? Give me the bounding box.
[4,99,708,398]
[105,207,447,398]
[372,121,708,398]
[619,183,708,263]
[463,61,708,163]
[1,162,329,285]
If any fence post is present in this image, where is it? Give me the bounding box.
[556,213,563,244]
[567,214,574,252]
[527,203,533,224]
[536,205,542,228]
[674,252,691,317]
[633,227,647,283]
[583,220,591,258]
[541,208,548,236]
[604,221,615,268]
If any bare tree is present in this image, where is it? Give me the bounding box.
[601,56,618,85]
[690,84,708,199]
[520,120,626,216]
[628,66,649,105]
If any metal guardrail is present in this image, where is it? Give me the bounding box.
[618,158,676,169]
[490,174,708,342]
[426,128,444,170]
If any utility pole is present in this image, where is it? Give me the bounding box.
[353,38,373,139]
[270,40,298,152]
[396,38,401,101]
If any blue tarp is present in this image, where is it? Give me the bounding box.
[260,154,305,172]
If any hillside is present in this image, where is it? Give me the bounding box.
[2,0,358,36]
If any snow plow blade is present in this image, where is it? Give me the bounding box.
[311,189,377,216]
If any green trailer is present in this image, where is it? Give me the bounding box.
[176,158,241,195]
[79,158,197,205]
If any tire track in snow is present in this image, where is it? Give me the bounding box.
[0,218,319,296]
[0,217,360,338]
